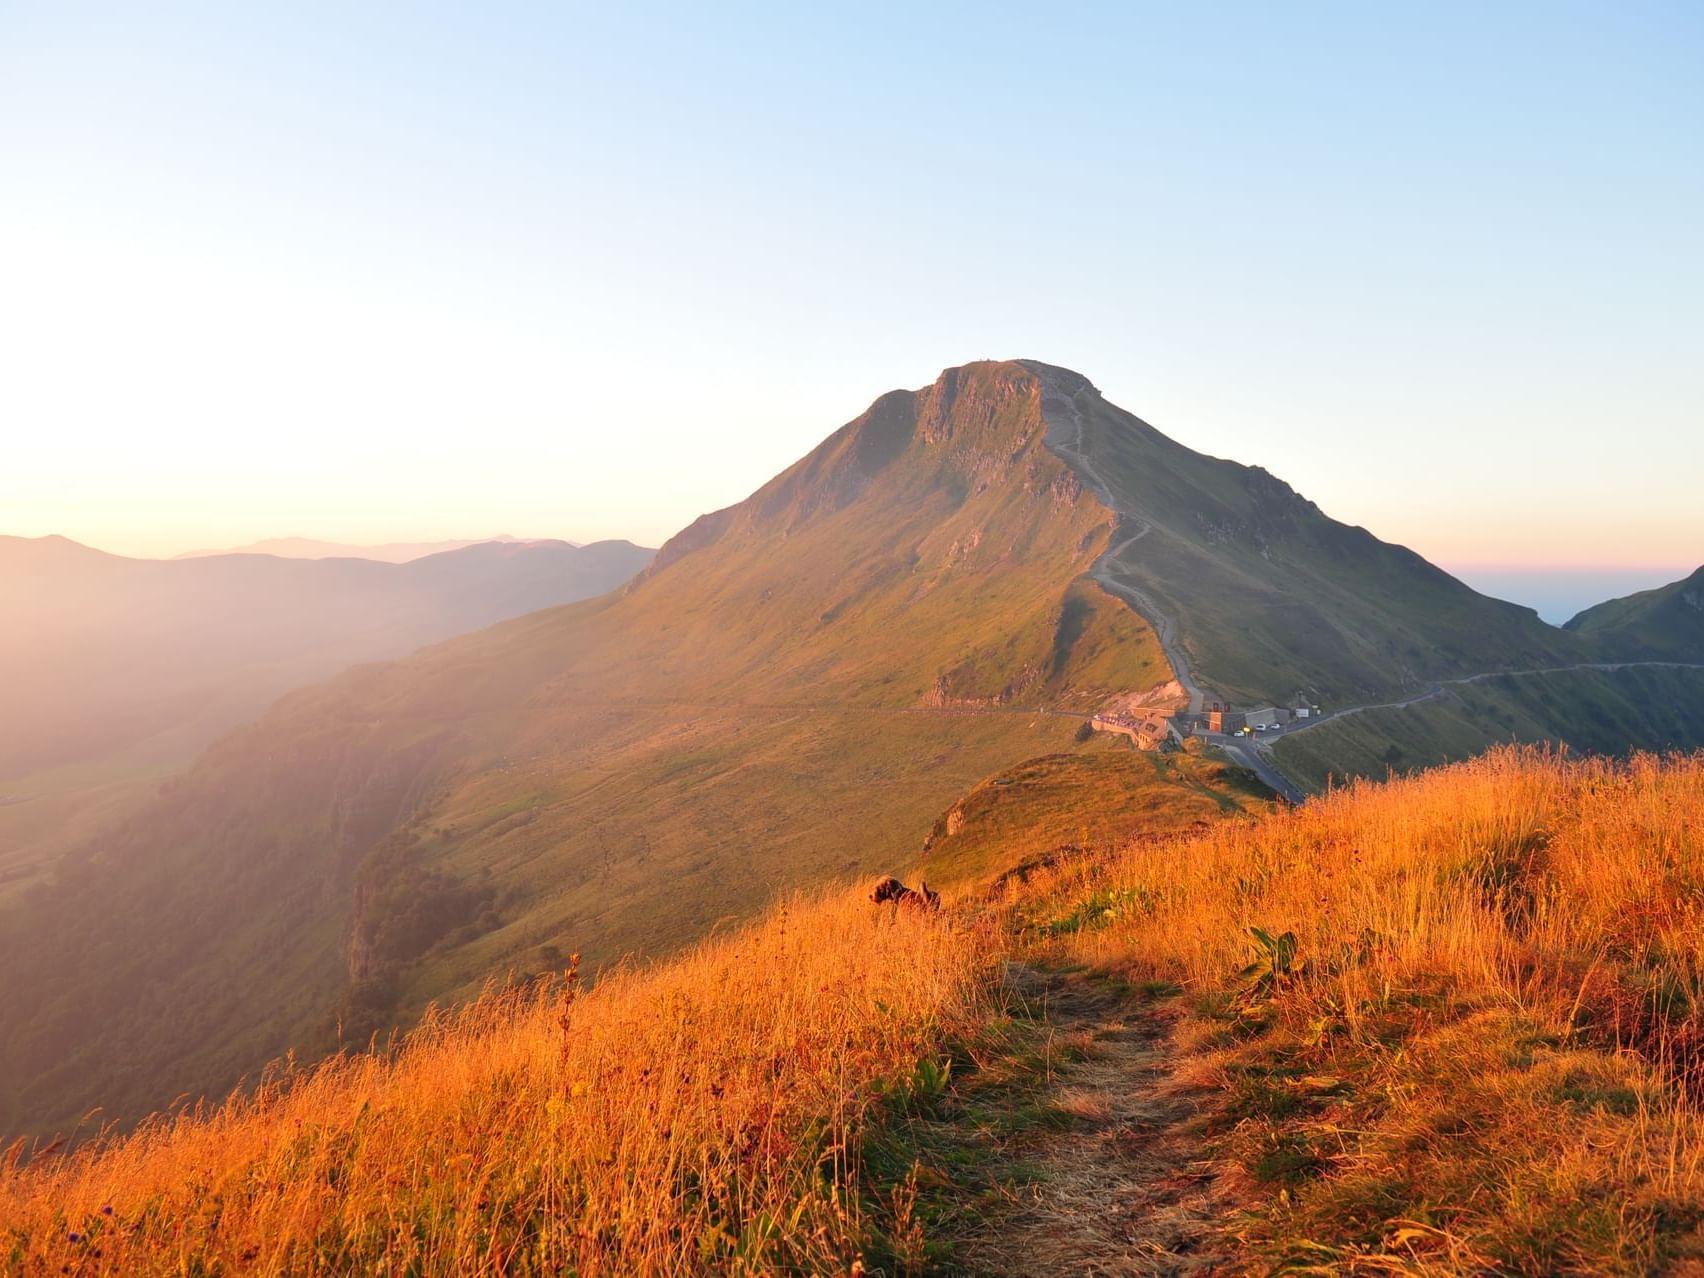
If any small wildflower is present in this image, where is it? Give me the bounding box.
[67,1232,81,1243]
[570,1080,592,1099]
[102,1206,113,1216]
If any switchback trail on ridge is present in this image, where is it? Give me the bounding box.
[958,966,1231,1276]
[1036,375,1207,718]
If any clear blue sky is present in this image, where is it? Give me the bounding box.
[2,2,1699,585]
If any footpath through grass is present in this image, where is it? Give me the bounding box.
[8,747,1704,1274]
[882,747,1704,1274]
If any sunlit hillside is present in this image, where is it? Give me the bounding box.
[914,745,1276,891]
[8,748,1704,1274]
[0,892,989,1275]
[1021,747,1704,1271]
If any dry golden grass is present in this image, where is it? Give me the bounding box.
[1025,746,1704,1271]
[0,891,988,1276]
[14,747,1704,1274]
[1045,747,1703,1044]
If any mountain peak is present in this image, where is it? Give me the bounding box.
[647,360,1081,577]
[1014,358,1099,396]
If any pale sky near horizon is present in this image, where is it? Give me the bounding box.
[2,2,1700,579]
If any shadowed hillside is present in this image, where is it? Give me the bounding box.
[1566,564,1704,659]
[1022,361,1579,706]
[1273,663,1704,789]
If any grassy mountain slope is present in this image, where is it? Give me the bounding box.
[1268,558,1704,790]
[10,750,1704,1274]
[1565,564,1704,659]
[1024,362,1578,705]
[1008,747,1704,1272]
[1272,663,1704,790]
[0,362,1172,1137]
[1,887,989,1275]
[5,358,1693,1142]
[1019,365,1704,789]
[915,746,1275,891]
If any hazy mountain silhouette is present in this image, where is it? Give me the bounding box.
[172,534,559,563]
[0,536,651,788]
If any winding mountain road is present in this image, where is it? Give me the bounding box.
[1230,658,1704,802]
[1032,369,1704,805]
[1211,738,1307,804]
[1039,378,1206,716]
[1284,659,1704,740]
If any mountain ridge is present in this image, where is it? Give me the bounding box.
[0,360,1167,1135]
[1020,359,1580,706]
[2,358,1699,1141]
[1565,564,1704,658]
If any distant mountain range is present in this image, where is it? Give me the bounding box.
[1,360,1698,1140]
[0,535,652,788]
[0,535,653,916]
[172,534,565,563]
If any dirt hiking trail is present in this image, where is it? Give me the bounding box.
[961,966,1233,1276]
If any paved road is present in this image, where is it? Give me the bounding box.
[1234,658,1704,800]
[1210,735,1307,804]
[1030,368,1704,804]
[1283,659,1704,741]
